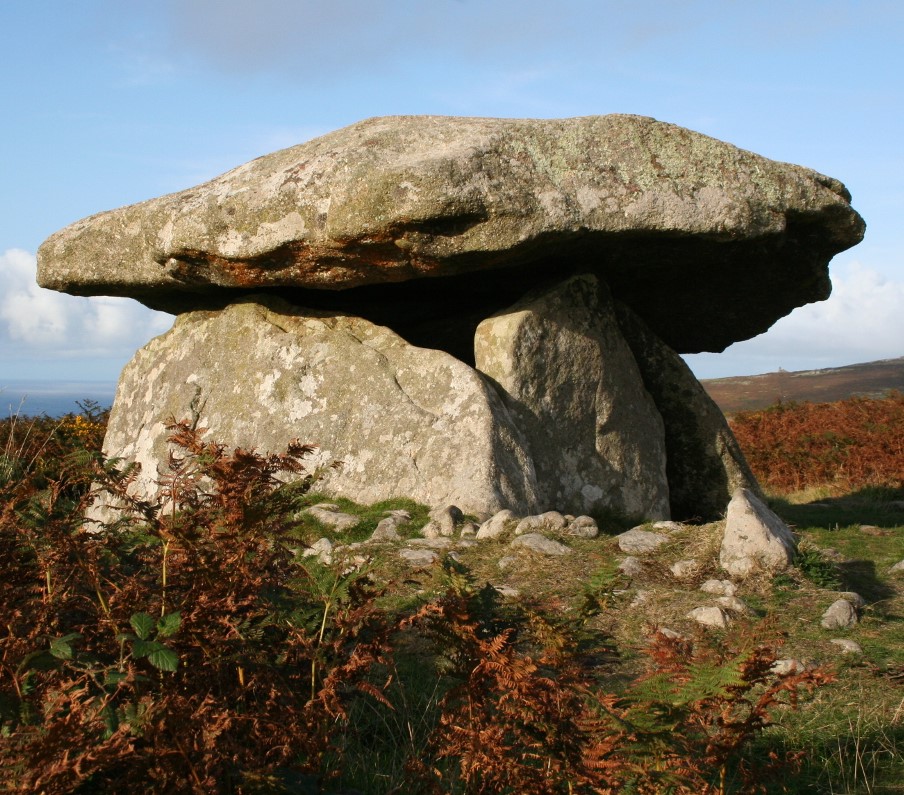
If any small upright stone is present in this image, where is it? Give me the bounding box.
[720,489,796,577]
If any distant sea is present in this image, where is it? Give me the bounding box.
[0,380,117,418]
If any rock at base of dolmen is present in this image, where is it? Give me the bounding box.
[475,274,670,521]
[720,488,797,577]
[96,296,540,518]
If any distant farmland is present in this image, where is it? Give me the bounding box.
[701,356,904,414]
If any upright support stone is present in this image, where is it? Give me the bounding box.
[475,274,670,520]
[614,302,761,521]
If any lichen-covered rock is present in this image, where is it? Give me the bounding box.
[475,275,669,519]
[565,515,599,538]
[38,114,864,354]
[95,295,539,518]
[720,488,797,577]
[304,504,360,533]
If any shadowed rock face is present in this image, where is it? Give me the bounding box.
[37,114,864,355]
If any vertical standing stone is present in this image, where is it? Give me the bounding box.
[614,302,761,521]
[475,274,670,520]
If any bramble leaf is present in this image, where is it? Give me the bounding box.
[49,633,81,660]
[157,611,181,638]
[130,612,155,640]
[147,645,179,672]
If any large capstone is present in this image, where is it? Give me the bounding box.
[38,114,864,358]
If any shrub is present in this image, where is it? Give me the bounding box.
[729,393,904,493]
[0,420,389,794]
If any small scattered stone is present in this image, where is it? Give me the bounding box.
[670,559,699,579]
[821,599,859,630]
[514,511,567,535]
[370,516,404,542]
[305,504,360,533]
[408,537,454,549]
[510,533,571,556]
[476,509,519,540]
[616,528,670,554]
[302,537,334,565]
[457,538,478,548]
[494,584,521,598]
[771,659,804,675]
[618,557,645,577]
[460,522,479,537]
[421,505,463,538]
[497,555,519,571]
[399,548,439,567]
[700,579,737,596]
[890,559,904,574]
[655,627,683,640]
[718,596,751,615]
[565,515,599,538]
[687,606,731,629]
[830,638,863,654]
[384,509,412,521]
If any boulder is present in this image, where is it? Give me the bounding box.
[95,295,539,518]
[720,489,797,577]
[38,114,864,357]
[475,275,669,519]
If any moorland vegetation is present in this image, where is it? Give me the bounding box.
[1,394,902,794]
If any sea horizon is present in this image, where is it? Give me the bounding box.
[1,379,117,417]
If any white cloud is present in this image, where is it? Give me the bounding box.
[0,248,173,362]
[684,261,904,378]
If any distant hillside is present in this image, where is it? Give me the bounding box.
[701,356,904,414]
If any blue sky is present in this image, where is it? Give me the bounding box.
[1,0,902,384]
